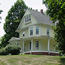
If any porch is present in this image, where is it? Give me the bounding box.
[20,36,59,55]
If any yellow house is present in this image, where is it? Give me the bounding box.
[9,9,58,55]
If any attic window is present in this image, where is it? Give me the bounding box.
[25,14,31,23]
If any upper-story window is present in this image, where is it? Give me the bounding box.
[25,14,31,23]
[30,27,33,36]
[36,27,39,35]
[47,28,50,36]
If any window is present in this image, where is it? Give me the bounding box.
[25,14,31,22]
[36,41,39,49]
[47,28,50,36]
[30,27,33,36]
[36,27,39,34]
[22,32,25,37]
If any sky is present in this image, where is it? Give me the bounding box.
[0,0,47,38]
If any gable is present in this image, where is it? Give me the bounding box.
[16,9,38,32]
[28,9,53,25]
[16,9,54,32]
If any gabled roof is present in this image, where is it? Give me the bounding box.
[16,9,53,32]
[28,9,53,25]
[8,37,20,42]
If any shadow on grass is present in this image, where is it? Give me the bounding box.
[60,57,65,65]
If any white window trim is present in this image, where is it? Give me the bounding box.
[36,41,39,50]
[36,26,39,35]
[29,26,33,36]
[24,14,31,24]
[47,28,50,36]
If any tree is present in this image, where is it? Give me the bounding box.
[43,0,65,54]
[4,0,27,34]
[0,34,11,47]
[1,0,27,47]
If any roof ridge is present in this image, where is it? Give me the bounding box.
[28,8,45,15]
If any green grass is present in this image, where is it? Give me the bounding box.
[0,55,65,65]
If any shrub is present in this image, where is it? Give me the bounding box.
[0,48,8,55]
[6,44,21,55]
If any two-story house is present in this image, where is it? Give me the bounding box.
[9,9,58,55]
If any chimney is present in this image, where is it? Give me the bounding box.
[40,9,44,14]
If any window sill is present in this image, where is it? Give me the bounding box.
[24,21,31,24]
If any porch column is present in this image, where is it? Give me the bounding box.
[23,40,24,54]
[48,37,50,54]
[31,39,33,53]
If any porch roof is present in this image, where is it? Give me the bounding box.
[20,35,53,40]
[8,37,20,42]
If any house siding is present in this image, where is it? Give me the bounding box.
[19,10,38,30]
[19,24,54,38]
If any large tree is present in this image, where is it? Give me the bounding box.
[4,0,27,34]
[43,0,65,54]
[1,0,27,47]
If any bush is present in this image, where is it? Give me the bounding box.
[0,48,8,55]
[5,44,21,55]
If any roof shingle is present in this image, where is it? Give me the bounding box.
[28,9,53,25]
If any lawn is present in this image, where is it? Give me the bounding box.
[0,55,65,65]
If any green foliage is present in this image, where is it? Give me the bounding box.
[43,0,65,54]
[4,0,27,34]
[44,0,65,22]
[6,44,21,55]
[0,34,11,47]
[0,43,21,55]
[0,0,27,47]
[0,48,8,55]
[54,21,65,54]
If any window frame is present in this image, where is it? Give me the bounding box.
[25,14,31,23]
[36,41,39,49]
[36,27,39,35]
[30,27,33,36]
